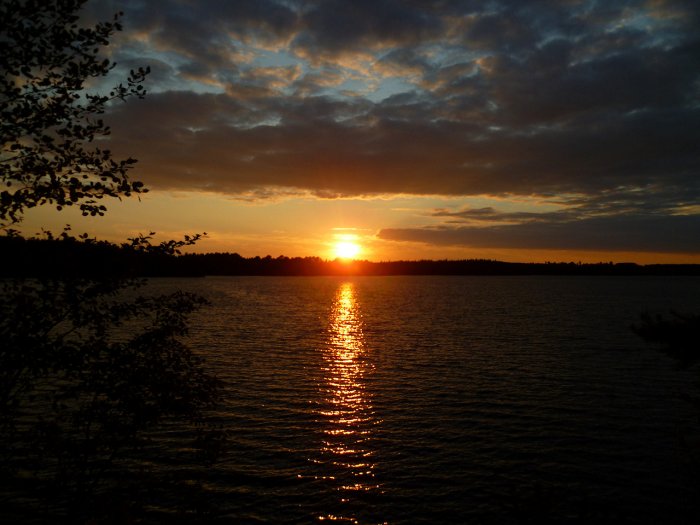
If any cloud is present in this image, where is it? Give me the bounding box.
[408,185,700,253]
[91,0,699,249]
[107,90,700,201]
[294,0,444,59]
[431,206,577,225]
[378,215,700,253]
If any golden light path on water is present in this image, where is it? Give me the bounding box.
[317,282,380,523]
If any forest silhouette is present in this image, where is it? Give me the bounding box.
[1,233,698,278]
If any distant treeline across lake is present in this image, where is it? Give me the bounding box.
[2,235,699,278]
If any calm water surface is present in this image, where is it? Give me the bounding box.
[149,276,700,524]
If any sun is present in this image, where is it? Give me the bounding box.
[334,241,361,259]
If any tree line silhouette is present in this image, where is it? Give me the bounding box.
[2,233,698,278]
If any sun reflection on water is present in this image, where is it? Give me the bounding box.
[316,282,381,523]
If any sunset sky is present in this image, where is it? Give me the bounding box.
[21,0,700,262]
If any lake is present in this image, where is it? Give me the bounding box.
[147,275,700,524]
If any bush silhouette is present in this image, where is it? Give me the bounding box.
[1,1,222,522]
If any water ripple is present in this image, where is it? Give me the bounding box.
[144,275,700,524]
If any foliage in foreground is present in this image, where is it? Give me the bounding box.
[0,0,149,223]
[0,233,223,523]
[0,270,225,522]
[632,311,700,366]
[1,1,225,522]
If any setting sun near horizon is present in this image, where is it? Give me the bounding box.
[334,241,361,260]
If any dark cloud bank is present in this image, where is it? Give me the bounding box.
[96,0,699,253]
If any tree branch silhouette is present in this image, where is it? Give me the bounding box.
[0,2,223,522]
[0,0,148,224]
